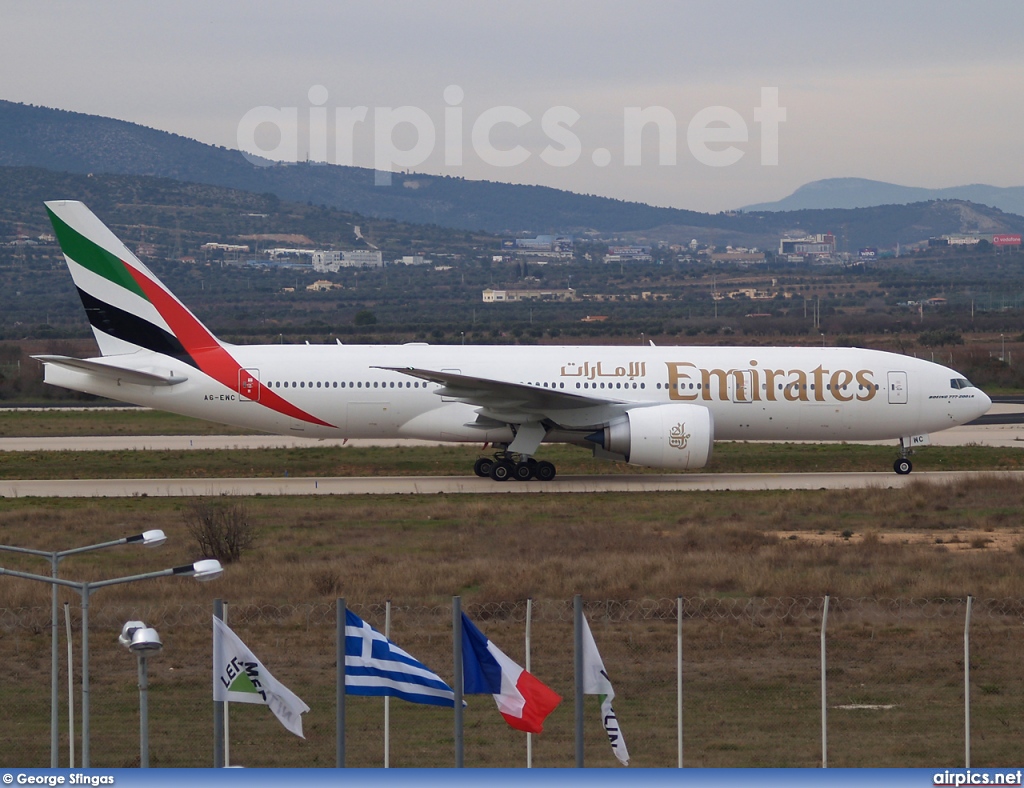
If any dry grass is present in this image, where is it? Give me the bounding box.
[3,476,1024,767]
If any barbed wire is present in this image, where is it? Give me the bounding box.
[3,596,1023,632]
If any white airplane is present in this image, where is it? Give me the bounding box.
[37,200,991,481]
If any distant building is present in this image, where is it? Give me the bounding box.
[313,250,384,271]
[501,235,574,258]
[604,245,652,263]
[306,280,342,292]
[944,234,981,246]
[779,233,835,256]
[483,288,577,303]
[394,255,431,266]
[710,251,766,264]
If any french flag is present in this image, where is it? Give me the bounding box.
[461,612,562,734]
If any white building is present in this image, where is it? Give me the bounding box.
[483,288,577,303]
[312,250,384,271]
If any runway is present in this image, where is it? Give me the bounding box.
[0,405,1020,497]
[1,470,1022,498]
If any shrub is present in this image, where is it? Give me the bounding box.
[183,500,256,564]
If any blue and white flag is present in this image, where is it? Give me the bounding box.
[345,609,455,707]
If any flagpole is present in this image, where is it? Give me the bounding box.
[453,596,464,768]
[384,599,391,769]
[222,602,230,768]
[525,597,533,769]
[677,595,683,769]
[573,594,584,768]
[64,603,74,768]
[213,598,225,769]
[337,597,346,768]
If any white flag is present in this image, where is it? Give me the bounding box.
[213,616,310,738]
[581,615,630,765]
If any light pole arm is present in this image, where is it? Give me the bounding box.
[57,538,132,559]
[0,545,55,560]
[0,567,85,592]
[89,563,212,590]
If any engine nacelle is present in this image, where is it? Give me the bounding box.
[593,404,714,470]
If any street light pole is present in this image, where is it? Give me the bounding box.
[120,622,163,768]
[0,559,222,767]
[0,530,166,767]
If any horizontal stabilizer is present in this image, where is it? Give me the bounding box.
[32,355,189,387]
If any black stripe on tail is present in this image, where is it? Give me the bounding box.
[77,288,199,368]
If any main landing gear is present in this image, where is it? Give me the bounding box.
[473,451,557,482]
[893,438,913,475]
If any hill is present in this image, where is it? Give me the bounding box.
[2,100,1024,249]
[743,177,1024,215]
[0,100,714,235]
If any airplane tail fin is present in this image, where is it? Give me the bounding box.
[45,200,221,362]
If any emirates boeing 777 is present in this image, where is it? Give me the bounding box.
[36,201,991,481]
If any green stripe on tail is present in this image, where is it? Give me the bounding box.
[45,206,148,300]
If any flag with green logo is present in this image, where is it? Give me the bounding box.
[213,616,310,737]
[581,614,630,765]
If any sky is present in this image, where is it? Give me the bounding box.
[3,0,1024,213]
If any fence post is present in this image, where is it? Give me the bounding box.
[820,594,830,769]
[677,595,683,768]
[336,597,345,768]
[964,595,973,768]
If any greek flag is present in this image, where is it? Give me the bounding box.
[345,609,455,707]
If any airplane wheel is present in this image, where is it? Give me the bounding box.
[489,461,513,481]
[513,462,534,481]
[473,457,494,478]
[535,461,556,482]
[894,458,912,475]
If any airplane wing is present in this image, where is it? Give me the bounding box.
[33,355,189,387]
[376,365,626,425]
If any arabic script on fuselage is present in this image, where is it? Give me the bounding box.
[558,359,879,403]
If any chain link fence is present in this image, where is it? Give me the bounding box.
[1,597,1022,767]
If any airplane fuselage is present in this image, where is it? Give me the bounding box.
[42,343,990,445]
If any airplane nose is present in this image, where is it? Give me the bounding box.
[976,389,993,417]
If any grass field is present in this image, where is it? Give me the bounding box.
[1,408,1023,767]
[2,477,1024,767]
[0,442,1023,480]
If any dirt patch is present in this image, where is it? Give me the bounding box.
[773,529,1023,552]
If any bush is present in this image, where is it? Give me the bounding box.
[183,500,256,564]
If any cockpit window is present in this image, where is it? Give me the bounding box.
[950,378,973,390]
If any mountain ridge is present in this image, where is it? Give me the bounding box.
[3,101,1024,249]
[743,177,1024,215]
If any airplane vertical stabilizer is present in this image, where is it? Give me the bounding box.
[45,199,220,361]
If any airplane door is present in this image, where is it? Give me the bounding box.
[887,371,908,404]
[729,370,754,403]
[238,368,260,402]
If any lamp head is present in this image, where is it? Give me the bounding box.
[191,559,224,581]
[119,620,146,648]
[129,627,163,654]
[141,529,167,548]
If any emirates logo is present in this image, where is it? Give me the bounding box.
[669,422,690,450]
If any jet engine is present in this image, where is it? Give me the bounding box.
[588,404,714,469]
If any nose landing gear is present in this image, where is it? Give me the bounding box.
[893,437,913,475]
